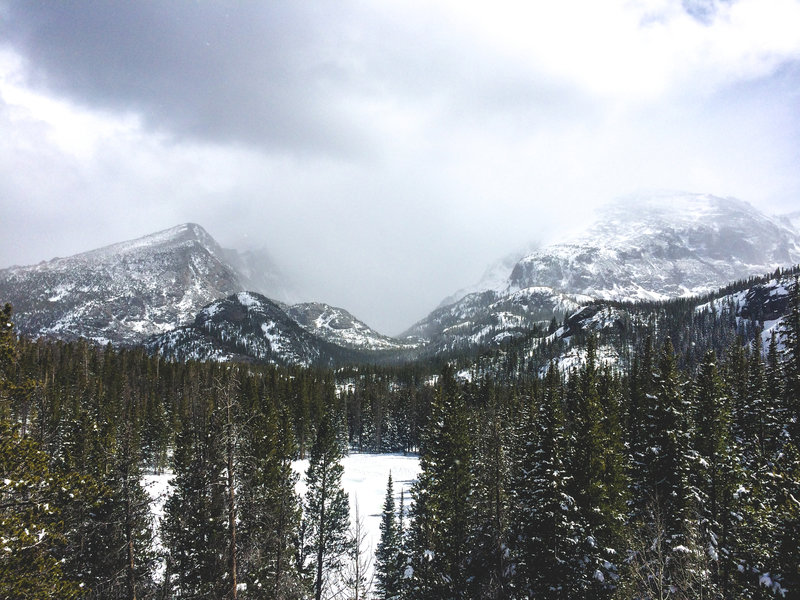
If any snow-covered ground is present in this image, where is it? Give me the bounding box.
[294,452,421,578]
[142,471,173,579]
[144,452,420,585]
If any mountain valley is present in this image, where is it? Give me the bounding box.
[2,192,799,370]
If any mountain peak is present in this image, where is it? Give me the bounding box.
[0,223,240,345]
[409,192,800,354]
[508,192,800,298]
[77,223,223,263]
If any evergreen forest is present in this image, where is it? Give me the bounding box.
[2,278,800,599]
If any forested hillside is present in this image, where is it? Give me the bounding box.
[2,275,800,598]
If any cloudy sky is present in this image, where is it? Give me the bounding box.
[1,0,799,334]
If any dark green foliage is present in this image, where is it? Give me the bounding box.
[162,405,227,599]
[4,265,800,599]
[467,384,511,599]
[375,473,403,600]
[407,366,473,599]
[238,400,304,599]
[508,364,578,598]
[0,420,92,600]
[304,411,350,600]
[565,336,628,596]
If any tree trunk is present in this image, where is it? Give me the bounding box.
[227,393,238,600]
[315,470,327,600]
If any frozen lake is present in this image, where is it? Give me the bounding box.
[144,451,420,586]
[294,452,421,565]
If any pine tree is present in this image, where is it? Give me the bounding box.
[568,336,626,595]
[0,303,36,426]
[692,351,736,597]
[406,366,472,599]
[304,411,350,600]
[782,277,800,445]
[625,338,700,596]
[628,334,656,523]
[509,364,578,598]
[0,419,95,600]
[466,384,511,599]
[238,401,304,599]
[375,473,402,600]
[162,403,227,599]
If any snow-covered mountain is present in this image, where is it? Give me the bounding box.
[456,265,800,381]
[5,193,797,365]
[0,224,242,345]
[408,193,800,353]
[0,223,412,356]
[404,287,590,353]
[147,294,417,366]
[779,210,800,234]
[145,292,341,366]
[508,193,800,300]
[286,302,417,351]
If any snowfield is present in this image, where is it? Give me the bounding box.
[145,452,421,584]
[294,452,421,577]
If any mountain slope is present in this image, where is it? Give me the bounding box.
[0,223,241,345]
[455,264,800,382]
[409,193,800,353]
[146,292,364,366]
[508,193,800,300]
[286,302,417,351]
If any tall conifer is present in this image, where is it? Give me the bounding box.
[304,411,350,600]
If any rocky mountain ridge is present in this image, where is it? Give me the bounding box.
[405,193,800,354]
[4,192,799,368]
[0,223,411,361]
[0,223,241,345]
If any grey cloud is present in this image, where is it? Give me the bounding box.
[1,1,594,157]
[2,1,800,335]
[2,1,371,155]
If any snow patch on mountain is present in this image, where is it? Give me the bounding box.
[147,292,328,366]
[508,193,800,300]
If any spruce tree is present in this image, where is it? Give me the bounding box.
[375,473,402,600]
[782,277,800,445]
[238,401,304,599]
[162,405,227,599]
[0,418,94,600]
[568,336,626,596]
[622,338,703,596]
[406,366,472,599]
[466,384,511,599]
[692,351,736,597]
[628,334,657,523]
[304,411,350,600]
[509,364,578,598]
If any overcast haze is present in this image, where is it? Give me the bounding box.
[1,0,799,334]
